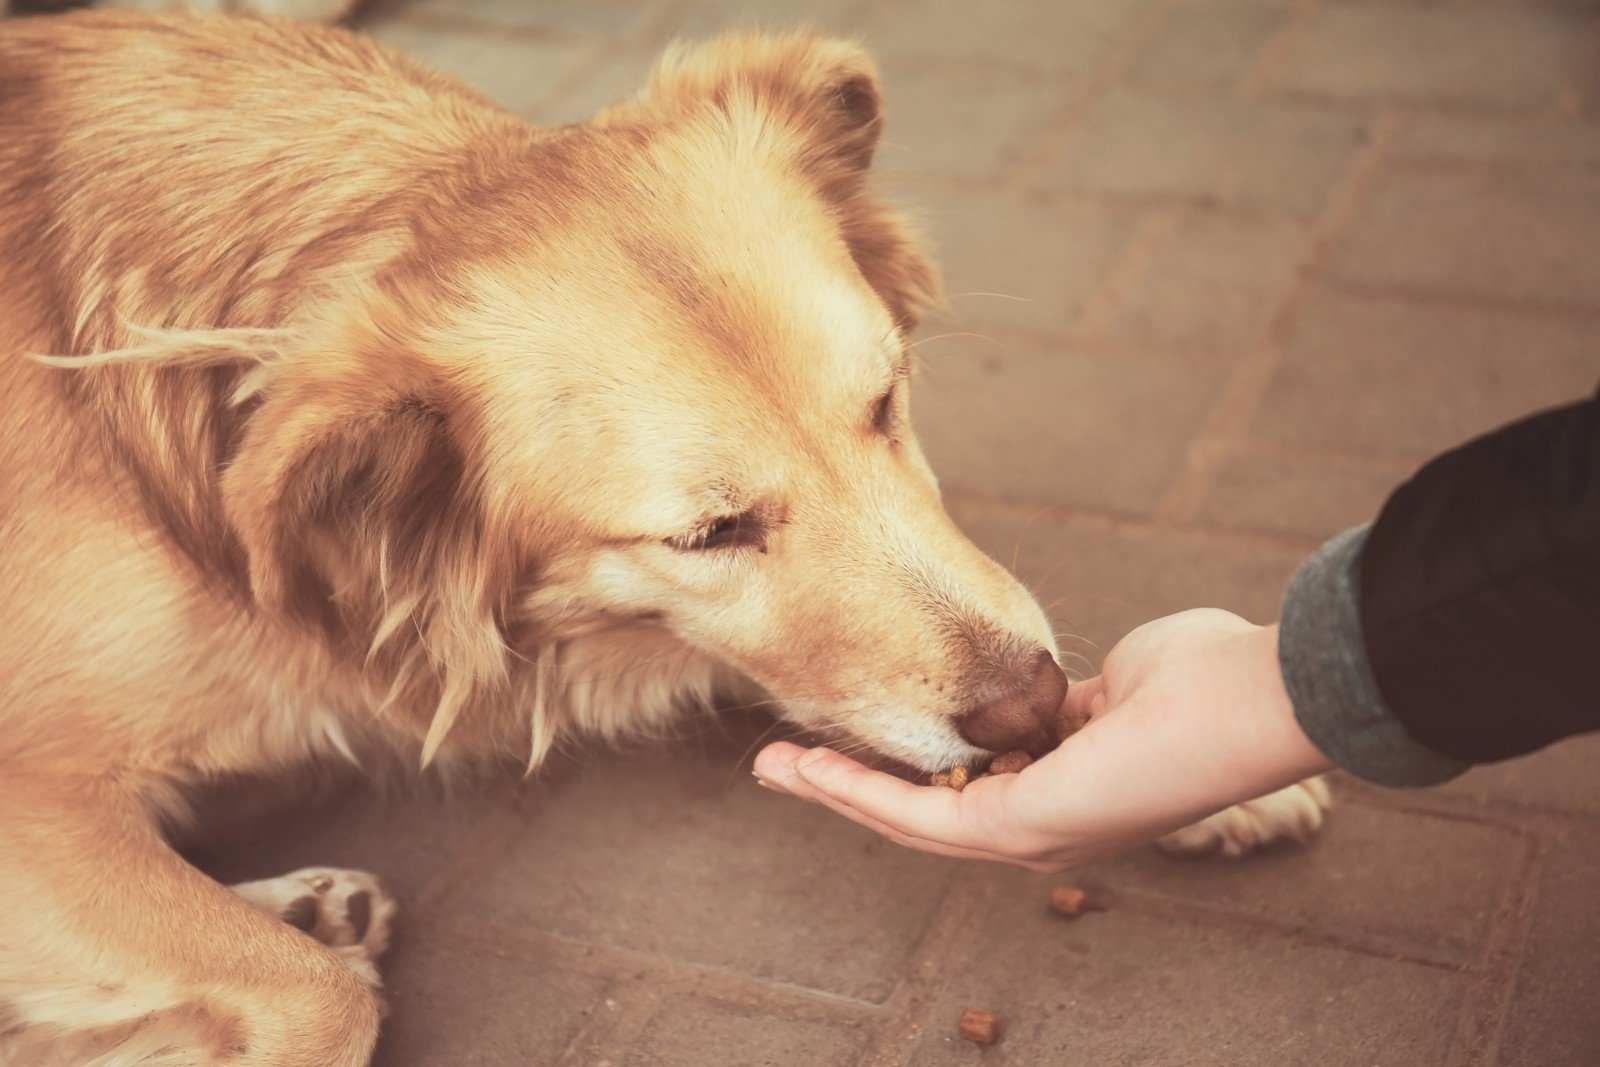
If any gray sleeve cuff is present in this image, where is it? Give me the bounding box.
[1279,525,1468,788]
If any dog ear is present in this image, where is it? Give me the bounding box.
[642,33,886,176]
[221,345,513,763]
[639,33,940,330]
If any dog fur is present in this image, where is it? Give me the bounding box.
[0,14,1328,1063]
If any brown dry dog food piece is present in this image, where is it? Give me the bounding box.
[930,765,971,791]
[1048,884,1092,918]
[957,1007,1000,1045]
[986,750,1033,775]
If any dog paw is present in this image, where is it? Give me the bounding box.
[1157,777,1332,858]
[229,867,396,975]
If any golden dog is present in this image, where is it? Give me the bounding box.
[0,13,1328,1063]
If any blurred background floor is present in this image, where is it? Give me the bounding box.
[185,0,1600,1063]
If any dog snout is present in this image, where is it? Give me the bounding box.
[955,649,1069,755]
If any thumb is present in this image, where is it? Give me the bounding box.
[1057,674,1106,737]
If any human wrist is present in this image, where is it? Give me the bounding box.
[1163,620,1330,817]
[1236,622,1335,788]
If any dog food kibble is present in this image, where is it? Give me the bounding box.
[957,1007,1000,1045]
[929,770,952,788]
[947,764,970,791]
[1048,884,1092,918]
[986,750,1033,775]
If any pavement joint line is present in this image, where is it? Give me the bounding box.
[366,5,662,48]
[913,264,1600,381]
[1445,833,1544,1066]
[424,915,894,1021]
[1069,207,1185,342]
[1005,0,1187,191]
[362,9,626,47]
[1090,885,1479,974]
[530,37,642,123]
[1232,0,1320,101]
[1225,436,1431,472]
[409,793,538,914]
[876,51,1089,87]
[854,864,1001,1067]
[942,491,1324,556]
[908,316,1264,365]
[554,979,667,1067]
[1152,107,1403,525]
[1320,275,1600,323]
[1337,780,1600,839]
[1384,147,1600,176]
[1554,14,1600,118]
[893,169,1324,224]
[1253,88,1595,120]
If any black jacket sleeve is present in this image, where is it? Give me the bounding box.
[1359,386,1600,766]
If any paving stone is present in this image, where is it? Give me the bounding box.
[186,780,527,908]
[374,939,609,1066]
[1197,450,1410,542]
[1087,800,1526,964]
[871,0,1149,74]
[1044,91,1369,217]
[1251,289,1600,461]
[1434,733,1600,819]
[649,0,871,40]
[1391,113,1600,169]
[381,0,662,38]
[908,187,1141,336]
[1498,834,1600,1067]
[538,45,656,125]
[622,996,867,1066]
[365,22,604,116]
[1101,213,1312,353]
[1326,167,1600,310]
[878,66,1068,184]
[1270,4,1584,108]
[911,337,1229,516]
[451,729,960,1004]
[1128,3,1286,90]
[907,867,1468,1066]
[946,506,1304,657]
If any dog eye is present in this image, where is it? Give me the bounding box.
[870,385,896,435]
[671,511,762,551]
[871,359,909,436]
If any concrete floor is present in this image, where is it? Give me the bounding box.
[189,0,1600,1063]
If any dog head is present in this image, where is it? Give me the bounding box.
[209,34,1068,770]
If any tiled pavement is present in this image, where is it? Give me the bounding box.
[184,1,1600,1063]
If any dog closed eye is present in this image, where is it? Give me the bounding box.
[669,510,765,552]
[869,355,910,437]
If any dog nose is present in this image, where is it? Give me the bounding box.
[955,650,1069,755]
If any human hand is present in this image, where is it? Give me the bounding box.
[753,609,1334,871]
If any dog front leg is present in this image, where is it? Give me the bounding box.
[0,768,381,1066]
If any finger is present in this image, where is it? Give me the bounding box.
[772,745,963,838]
[756,744,1031,863]
[752,740,815,790]
[1058,674,1106,735]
